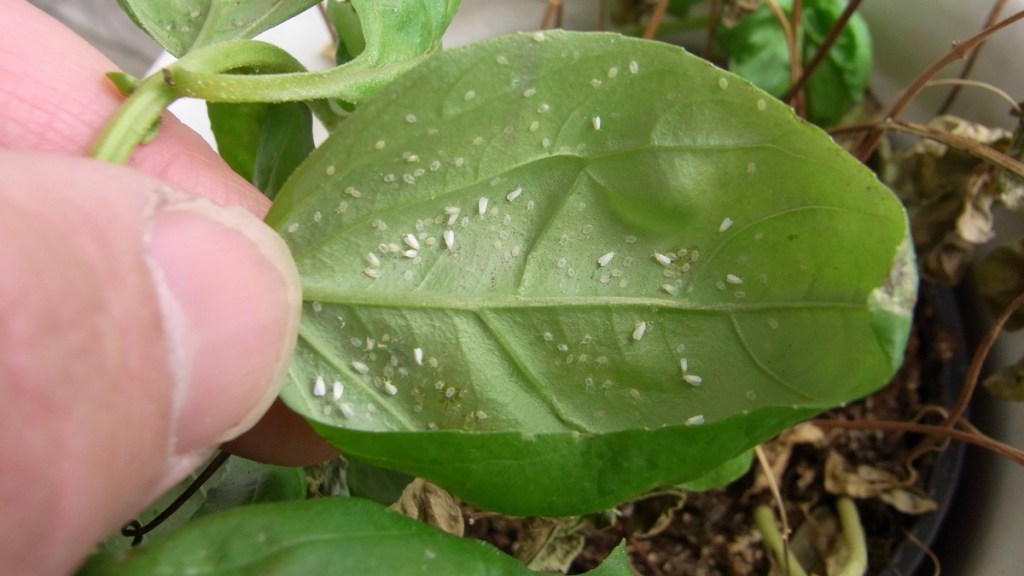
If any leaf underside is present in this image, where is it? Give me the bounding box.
[267,31,915,515]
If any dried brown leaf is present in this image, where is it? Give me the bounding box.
[824,453,937,515]
[516,517,586,573]
[983,352,1024,400]
[888,115,1013,283]
[389,478,464,536]
[975,239,1024,331]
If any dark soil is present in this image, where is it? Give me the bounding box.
[463,287,963,575]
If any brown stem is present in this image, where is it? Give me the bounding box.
[927,78,1023,115]
[789,0,805,117]
[317,2,338,44]
[540,0,563,30]
[937,0,1010,115]
[765,0,805,117]
[810,419,1024,466]
[854,7,1024,161]
[946,290,1024,430]
[704,0,721,61]
[643,0,670,39]
[882,118,1024,179]
[781,0,865,103]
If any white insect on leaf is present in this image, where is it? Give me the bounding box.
[686,414,705,426]
[684,374,703,386]
[506,186,523,202]
[654,252,674,266]
[351,361,370,374]
[597,251,615,267]
[444,205,460,225]
[632,320,647,341]
[719,217,733,232]
[478,197,488,216]
[403,233,421,251]
[312,375,327,397]
[414,347,424,366]
[592,116,602,131]
[443,229,455,250]
[339,402,355,418]
[332,381,344,400]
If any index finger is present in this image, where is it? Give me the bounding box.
[0,0,270,217]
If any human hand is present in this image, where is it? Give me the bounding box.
[0,2,334,573]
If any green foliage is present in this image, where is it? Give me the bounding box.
[117,0,321,57]
[80,498,632,575]
[89,2,917,570]
[266,30,914,515]
[716,0,872,127]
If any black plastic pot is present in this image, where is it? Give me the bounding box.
[884,282,968,576]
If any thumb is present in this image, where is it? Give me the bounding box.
[0,151,301,575]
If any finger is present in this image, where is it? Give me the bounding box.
[0,0,337,465]
[0,0,267,215]
[0,152,300,575]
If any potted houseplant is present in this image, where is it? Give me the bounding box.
[62,0,1023,574]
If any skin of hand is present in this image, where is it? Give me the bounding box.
[0,1,337,573]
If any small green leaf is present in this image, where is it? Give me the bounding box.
[117,0,321,57]
[105,72,139,97]
[345,457,415,505]
[253,103,315,200]
[717,0,872,126]
[192,457,306,518]
[79,498,631,575]
[678,450,752,492]
[208,102,266,182]
[209,102,314,199]
[269,31,913,516]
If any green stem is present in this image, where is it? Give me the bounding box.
[835,497,867,576]
[170,51,428,105]
[89,40,309,164]
[89,71,177,163]
[753,505,809,576]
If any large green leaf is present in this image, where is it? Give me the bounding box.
[266,31,914,515]
[79,498,632,575]
[117,0,321,57]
